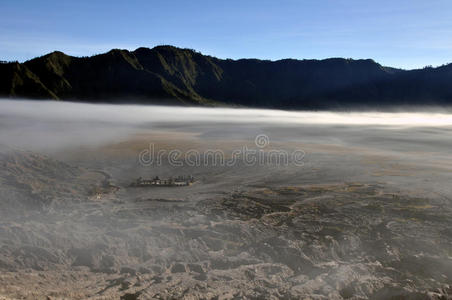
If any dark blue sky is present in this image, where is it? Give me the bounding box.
[1,0,451,69]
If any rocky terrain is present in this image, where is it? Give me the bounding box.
[1,149,452,299]
[0,102,452,299]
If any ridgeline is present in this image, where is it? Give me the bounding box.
[1,45,452,109]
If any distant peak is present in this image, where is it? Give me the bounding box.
[152,45,199,54]
[25,50,72,64]
[46,51,69,58]
[134,47,151,52]
[106,48,130,55]
[153,45,181,50]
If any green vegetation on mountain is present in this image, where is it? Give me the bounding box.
[1,45,452,108]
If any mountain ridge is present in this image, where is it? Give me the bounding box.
[1,45,452,109]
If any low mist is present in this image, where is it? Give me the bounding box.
[1,99,452,299]
[2,99,452,152]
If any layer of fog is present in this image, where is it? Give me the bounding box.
[1,102,452,299]
[1,99,452,152]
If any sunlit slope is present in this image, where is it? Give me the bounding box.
[3,46,452,108]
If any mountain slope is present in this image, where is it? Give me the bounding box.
[1,46,452,108]
[22,49,205,105]
[0,62,57,99]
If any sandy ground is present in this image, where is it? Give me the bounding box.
[1,102,452,299]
